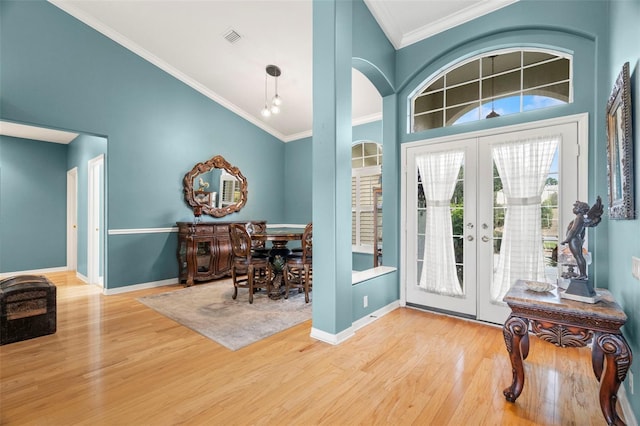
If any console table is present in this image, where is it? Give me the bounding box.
[177,220,266,286]
[503,280,632,425]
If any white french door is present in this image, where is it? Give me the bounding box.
[403,116,586,324]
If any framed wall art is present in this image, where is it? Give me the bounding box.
[605,61,635,220]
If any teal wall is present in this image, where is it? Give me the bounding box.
[67,134,108,277]
[607,0,640,415]
[0,136,68,273]
[0,0,286,288]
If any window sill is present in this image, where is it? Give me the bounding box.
[352,266,396,285]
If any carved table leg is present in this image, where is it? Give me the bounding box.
[592,333,632,426]
[503,315,529,402]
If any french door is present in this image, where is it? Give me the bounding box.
[404,117,586,324]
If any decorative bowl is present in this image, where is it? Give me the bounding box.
[523,280,556,293]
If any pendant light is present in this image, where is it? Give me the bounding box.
[486,55,500,119]
[261,65,282,118]
[260,72,271,117]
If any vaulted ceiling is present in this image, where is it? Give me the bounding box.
[2,1,516,143]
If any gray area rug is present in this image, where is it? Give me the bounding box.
[137,280,311,351]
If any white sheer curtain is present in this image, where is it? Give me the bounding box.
[491,135,560,302]
[417,150,464,296]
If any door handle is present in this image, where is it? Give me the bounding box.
[481,236,490,242]
[466,222,474,229]
[467,235,474,241]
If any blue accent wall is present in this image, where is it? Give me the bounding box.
[607,0,640,415]
[0,136,67,272]
[0,0,286,288]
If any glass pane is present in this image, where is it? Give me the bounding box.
[363,142,378,157]
[523,51,557,66]
[446,103,477,126]
[196,242,211,272]
[452,103,481,125]
[542,148,559,282]
[482,94,524,118]
[417,234,425,260]
[482,70,520,99]
[523,59,570,89]
[364,156,378,167]
[352,144,362,158]
[422,76,444,93]
[414,110,443,132]
[482,52,521,77]
[452,165,464,288]
[447,60,479,86]
[447,81,479,106]
[414,91,444,114]
[523,83,570,107]
[352,158,361,168]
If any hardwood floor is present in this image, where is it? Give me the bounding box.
[0,271,614,425]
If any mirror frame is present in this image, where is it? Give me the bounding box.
[183,155,248,218]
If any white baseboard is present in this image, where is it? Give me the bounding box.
[619,383,638,426]
[310,300,400,345]
[310,325,355,345]
[76,271,88,283]
[103,277,179,295]
[352,300,400,331]
[0,266,68,279]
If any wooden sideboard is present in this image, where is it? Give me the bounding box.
[177,220,266,286]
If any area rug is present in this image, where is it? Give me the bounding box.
[137,280,311,351]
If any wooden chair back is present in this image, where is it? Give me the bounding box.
[302,222,313,260]
[230,223,251,259]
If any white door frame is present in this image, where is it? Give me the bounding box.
[400,113,588,317]
[88,154,104,287]
[66,167,78,272]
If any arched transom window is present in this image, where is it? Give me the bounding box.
[411,49,572,132]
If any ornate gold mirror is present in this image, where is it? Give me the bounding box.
[183,155,247,217]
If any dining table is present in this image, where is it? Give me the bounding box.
[250,227,304,299]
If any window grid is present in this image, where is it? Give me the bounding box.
[352,142,382,250]
[411,49,572,132]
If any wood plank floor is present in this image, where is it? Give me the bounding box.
[0,271,614,425]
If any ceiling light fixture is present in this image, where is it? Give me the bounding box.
[261,65,282,118]
[486,55,500,119]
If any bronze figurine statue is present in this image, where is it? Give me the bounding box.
[560,196,603,279]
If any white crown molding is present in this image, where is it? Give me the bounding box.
[282,128,313,143]
[352,111,383,127]
[365,0,518,50]
[400,1,518,49]
[363,0,404,50]
[48,0,287,142]
[282,112,383,143]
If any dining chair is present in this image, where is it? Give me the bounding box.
[283,222,312,303]
[245,222,270,257]
[229,223,272,304]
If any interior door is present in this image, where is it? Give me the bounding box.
[404,117,585,324]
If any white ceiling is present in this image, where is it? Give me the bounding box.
[4,1,516,143]
[0,121,78,144]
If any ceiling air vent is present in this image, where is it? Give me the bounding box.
[223,29,241,44]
